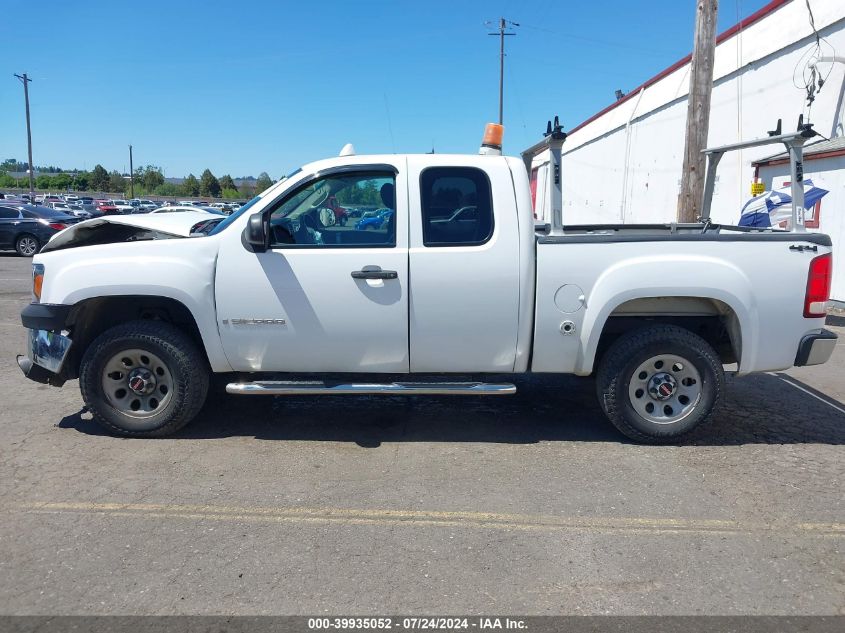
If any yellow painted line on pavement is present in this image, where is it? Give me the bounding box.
[9,501,845,537]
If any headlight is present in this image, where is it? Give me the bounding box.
[32,263,44,303]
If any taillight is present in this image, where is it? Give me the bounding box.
[804,253,832,318]
[48,222,67,231]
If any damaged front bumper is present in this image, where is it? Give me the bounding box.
[17,328,72,386]
[18,304,73,387]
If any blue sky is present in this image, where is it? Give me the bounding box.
[1,0,765,178]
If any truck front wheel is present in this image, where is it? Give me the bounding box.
[596,325,724,443]
[79,320,209,437]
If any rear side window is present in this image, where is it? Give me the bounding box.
[420,167,493,246]
[0,207,20,219]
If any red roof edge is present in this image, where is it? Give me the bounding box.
[754,147,845,166]
[566,0,792,137]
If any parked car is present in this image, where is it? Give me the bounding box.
[209,202,235,215]
[355,208,393,230]
[46,202,75,214]
[76,202,99,216]
[110,200,134,214]
[65,204,93,219]
[0,204,77,256]
[94,200,120,215]
[150,205,225,215]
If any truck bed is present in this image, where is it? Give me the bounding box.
[536,222,833,246]
[531,223,832,377]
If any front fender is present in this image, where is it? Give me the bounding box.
[35,239,231,372]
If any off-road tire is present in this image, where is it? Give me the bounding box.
[596,325,724,443]
[79,320,209,437]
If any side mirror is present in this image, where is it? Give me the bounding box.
[244,212,268,252]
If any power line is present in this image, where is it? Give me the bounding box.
[13,73,35,201]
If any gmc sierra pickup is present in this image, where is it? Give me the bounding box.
[16,131,837,443]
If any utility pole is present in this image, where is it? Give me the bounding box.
[14,73,35,201]
[128,145,134,199]
[677,0,718,222]
[488,17,518,126]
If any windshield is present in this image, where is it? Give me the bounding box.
[207,195,262,235]
[208,167,300,235]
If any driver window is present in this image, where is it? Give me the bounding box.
[268,171,396,248]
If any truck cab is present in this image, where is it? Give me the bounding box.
[214,153,532,374]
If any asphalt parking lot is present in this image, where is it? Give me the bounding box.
[0,252,842,616]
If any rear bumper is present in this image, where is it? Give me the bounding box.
[794,329,838,367]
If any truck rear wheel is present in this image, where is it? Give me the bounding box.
[79,320,209,437]
[596,325,723,443]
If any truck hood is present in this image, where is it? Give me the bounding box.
[41,211,218,253]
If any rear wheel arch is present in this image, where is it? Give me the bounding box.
[586,296,745,373]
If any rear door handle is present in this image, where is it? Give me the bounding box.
[351,269,398,280]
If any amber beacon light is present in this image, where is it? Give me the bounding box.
[479,123,504,155]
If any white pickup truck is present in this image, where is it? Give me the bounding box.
[17,128,837,443]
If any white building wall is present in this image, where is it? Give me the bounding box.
[538,0,845,301]
[759,155,845,301]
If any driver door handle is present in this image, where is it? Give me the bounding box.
[351,269,398,280]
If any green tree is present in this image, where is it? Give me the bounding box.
[222,188,241,199]
[182,173,200,196]
[108,171,126,194]
[153,182,181,196]
[239,179,255,198]
[90,164,109,191]
[142,165,164,190]
[73,171,90,191]
[255,172,273,193]
[36,174,52,189]
[200,169,221,197]
[218,174,236,191]
[51,173,72,190]
[0,173,16,188]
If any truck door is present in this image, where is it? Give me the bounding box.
[407,157,522,372]
[215,163,409,373]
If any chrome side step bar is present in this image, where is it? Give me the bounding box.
[226,381,517,396]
